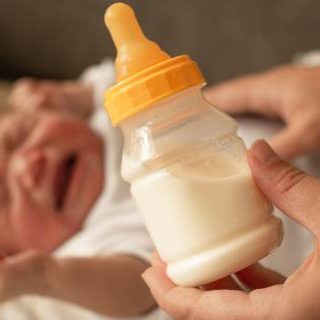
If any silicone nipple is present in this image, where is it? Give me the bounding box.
[105,3,170,82]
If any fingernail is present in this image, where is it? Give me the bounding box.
[249,140,278,165]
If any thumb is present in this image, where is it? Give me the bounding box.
[248,140,320,238]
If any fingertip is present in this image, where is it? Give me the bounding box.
[249,139,279,165]
[142,266,176,296]
[205,84,231,105]
[203,84,221,98]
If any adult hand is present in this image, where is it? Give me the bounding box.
[205,65,320,159]
[8,78,94,118]
[143,140,320,320]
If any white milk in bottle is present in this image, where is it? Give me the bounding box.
[103,3,283,287]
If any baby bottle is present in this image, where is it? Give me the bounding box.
[103,3,283,287]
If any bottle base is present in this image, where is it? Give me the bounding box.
[167,218,283,287]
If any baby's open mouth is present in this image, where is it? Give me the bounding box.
[54,154,77,210]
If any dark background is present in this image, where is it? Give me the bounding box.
[1,0,320,84]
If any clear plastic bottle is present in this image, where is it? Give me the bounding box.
[104,3,283,287]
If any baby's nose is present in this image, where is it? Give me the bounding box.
[12,150,46,188]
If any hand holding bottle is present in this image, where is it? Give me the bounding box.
[143,140,320,320]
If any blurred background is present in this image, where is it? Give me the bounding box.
[0,0,320,99]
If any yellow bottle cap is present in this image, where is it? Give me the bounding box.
[104,3,206,126]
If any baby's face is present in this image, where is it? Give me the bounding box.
[0,112,104,255]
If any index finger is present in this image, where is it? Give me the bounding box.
[204,74,276,117]
[269,125,308,160]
